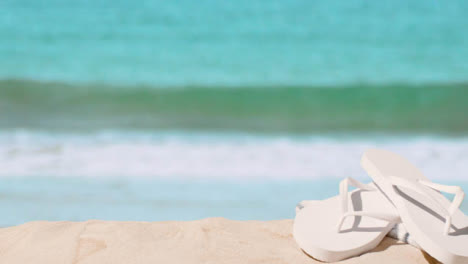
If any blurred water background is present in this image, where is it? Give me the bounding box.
[0,0,467,226]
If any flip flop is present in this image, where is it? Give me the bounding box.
[295,200,419,248]
[293,177,400,262]
[361,148,468,264]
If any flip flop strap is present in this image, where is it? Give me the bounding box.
[336,177,398,232]
[388,176,465,235]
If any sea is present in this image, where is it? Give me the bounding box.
[0,0,467,226]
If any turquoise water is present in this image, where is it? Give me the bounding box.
[0,178,466,227]
[1,0,467,85]
[1,0,468,133]
[1,0,468,225]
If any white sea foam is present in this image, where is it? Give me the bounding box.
[0,131,467,180]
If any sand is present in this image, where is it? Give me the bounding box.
[0,218,437,264]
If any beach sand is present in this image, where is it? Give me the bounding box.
[0,218,437,264]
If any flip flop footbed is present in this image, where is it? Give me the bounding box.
[296,200,419,248]
[293,186,398,262]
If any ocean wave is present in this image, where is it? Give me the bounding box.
[0,130,467,180]
[1,79,468,133]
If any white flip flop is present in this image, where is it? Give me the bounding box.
[295,200,419,248]
[293,177,400,262]
[361,148,468,264]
